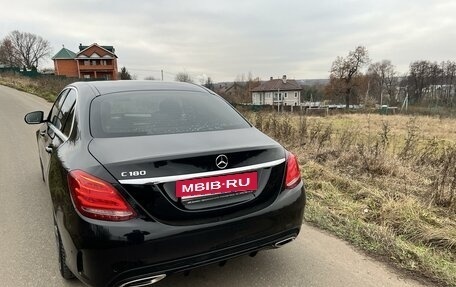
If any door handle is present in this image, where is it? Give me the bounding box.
[45,146,53,153]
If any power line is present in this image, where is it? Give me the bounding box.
[124,67,208,82]
[127,67,203,78]
[126,67,163,72]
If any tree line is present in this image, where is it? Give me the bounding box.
[405,60,456,106]
[326,46,456,108]
[1,30,454,109]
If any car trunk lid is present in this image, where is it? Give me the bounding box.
[88,128,286,223]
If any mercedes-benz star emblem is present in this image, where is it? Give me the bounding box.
[215,154,228,169]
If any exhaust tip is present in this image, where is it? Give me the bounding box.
[273,236,296,248]
[119,274,166,287]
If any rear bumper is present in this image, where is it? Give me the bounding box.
[112,229,299,287]
[60,184,305,287]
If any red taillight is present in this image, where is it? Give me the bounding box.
[285,152,301,189]
[67,170,136,221]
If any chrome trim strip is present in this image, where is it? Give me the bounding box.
[50,124,68,142]
[118,274,166,287]
[118,158,286,185]
[48,86,78,144]
[273,236,296,248]
[181,190,253,200]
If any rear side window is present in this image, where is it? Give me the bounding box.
[49,89,70,127]
[90,90,250,138]
[52,89,77,132]
[62,106,75,137]
[59,89,76,128]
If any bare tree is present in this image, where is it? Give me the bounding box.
[0,38,21,67]
[6,30,51,69]
[368,60,397,105]
[329,46,370,108]
[175,72,193,83]
[231,72,260,103]
[245,74,260,103]
[407,60,433,103]
[234,73,245,83]
[441,61,456,105]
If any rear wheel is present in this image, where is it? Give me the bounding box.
[53,218,75,280]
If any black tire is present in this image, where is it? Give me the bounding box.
[54,218,75,280]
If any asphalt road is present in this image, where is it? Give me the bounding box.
[0,84,429,287]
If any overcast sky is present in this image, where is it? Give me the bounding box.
[1,0,455,82]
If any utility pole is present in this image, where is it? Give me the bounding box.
[161,70,164,81]
[277,88,280,112]
[401,89,409,112]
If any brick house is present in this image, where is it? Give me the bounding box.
[251,75,301,106]
[52,43,118,80]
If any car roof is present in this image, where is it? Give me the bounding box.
[71,80,208,95]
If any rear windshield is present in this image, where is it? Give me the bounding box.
[90,90,250,138]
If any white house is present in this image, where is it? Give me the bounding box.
[251,75,301,106]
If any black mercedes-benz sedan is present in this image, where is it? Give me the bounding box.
[24,81,305,287]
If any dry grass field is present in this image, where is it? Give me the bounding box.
[244,111,456,287]
[0,73,73,102]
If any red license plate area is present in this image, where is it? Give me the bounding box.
[176,172,258,198]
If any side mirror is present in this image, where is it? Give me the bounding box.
[24,111,45,124]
